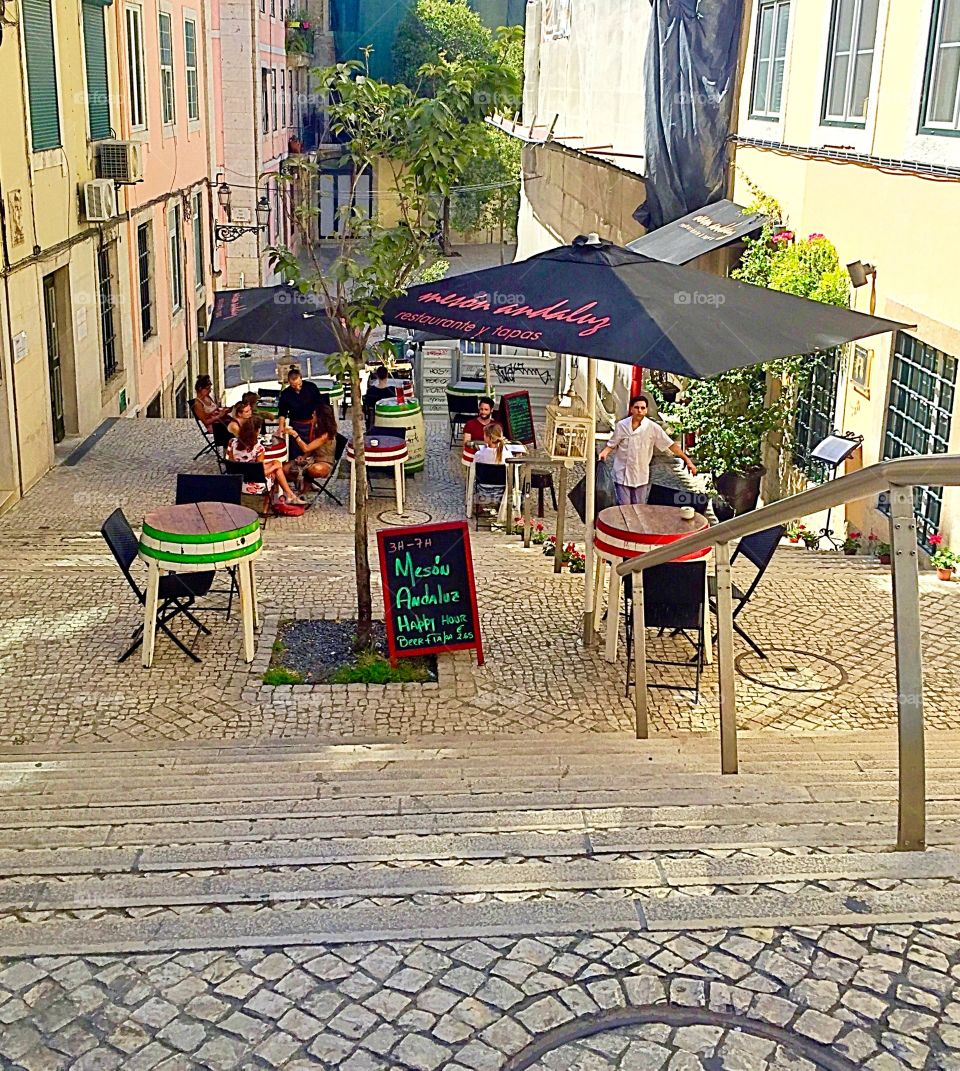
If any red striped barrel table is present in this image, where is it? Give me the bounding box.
[346,435,408,515]
[259,435,288,464]
[594,504,710,663]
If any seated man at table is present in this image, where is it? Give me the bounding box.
[278,367,323,457]
[598,394,697,505]
[363,366,395,428]
[463,397,497,448]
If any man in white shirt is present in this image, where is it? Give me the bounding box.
[598,394,697,505]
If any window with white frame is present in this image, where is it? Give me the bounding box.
[822,0,880,125]
[261,68,269,134]
[125,5,147,128]
[158,12,175,124]
[192,192,204,290]
[271,68,278,131]
[750,0,791,119]
[169,203,183,311]
[280,69,286,128]
[184,17,199,121]
[921,0,960,131]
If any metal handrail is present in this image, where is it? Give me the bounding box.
[617,454,960,578]
[610,452,960,853]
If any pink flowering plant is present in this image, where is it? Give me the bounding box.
[929,532,958,572]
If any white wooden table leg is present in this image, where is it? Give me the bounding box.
[249,559,260,631]
[465,464,475,517]
[605,563,621,663]
[593,556,606,634]
[703,569,713,665]
[349,460,356,515]
[142,561,161,668]
[395,462,403,514]
[238,559,255,663]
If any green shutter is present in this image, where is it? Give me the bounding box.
[22,0,61,150]
[82,1,111,141]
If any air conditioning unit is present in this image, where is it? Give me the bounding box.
[83,179,117,222]
[96,140,144,184]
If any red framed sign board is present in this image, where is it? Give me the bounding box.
[377,521,484,666]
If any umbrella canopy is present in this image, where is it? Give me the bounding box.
[383,236,907,376]
[205,286,342,353]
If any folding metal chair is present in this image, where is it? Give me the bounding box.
[303,433,348,510]
[624,561,708,703]
[473,462,507,530]
[708,525,786,658]
[448,393,480,448]
[175,474,243,619]
[224,460,273,523]
[647,483,711,514]
[100,508,215,663]
[191,402,226,471]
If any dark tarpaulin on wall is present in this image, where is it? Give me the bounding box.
[634,0,745,232]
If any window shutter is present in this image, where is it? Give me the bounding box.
[82,1,111,141]
[22,0,61,150]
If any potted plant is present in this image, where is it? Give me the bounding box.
[531,522,546,545]
[569,548,586,573]
[801,529,820,549]
[543,535,557,557]
[866,530,879,556]
[842,528,862,556]
[929,533,957,580]
[786,521,803,544]
[876,541,892,565]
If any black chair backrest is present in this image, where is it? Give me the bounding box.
[368,425,404,442]
[474,461,507,488]
[447,393,480,417]
[176,473,243,506]
[641,561,706,630]
[735,525,786,572]
[332,432,348,465]
[100,508,142,595]
[647,484,710,514]
[225,459,268,484]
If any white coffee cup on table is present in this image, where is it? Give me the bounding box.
[679,506,695,520]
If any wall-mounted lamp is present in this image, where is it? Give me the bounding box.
[846,260,878,314]
[214,186,271,246]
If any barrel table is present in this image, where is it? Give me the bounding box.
[137,502,262,668]
[314,377,345,409]
[260,435,288,464]
[374,398,425,475]
[594,504,711,664]
[347,435,408,515]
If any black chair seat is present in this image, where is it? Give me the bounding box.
[303,433,348,510]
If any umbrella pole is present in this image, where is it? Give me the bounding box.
[483,343,491,396]
[582,357,598,647]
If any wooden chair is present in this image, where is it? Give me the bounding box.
[100,508,214,663]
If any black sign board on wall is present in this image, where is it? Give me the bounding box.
[499,390,536,446]
[377,521,484,665]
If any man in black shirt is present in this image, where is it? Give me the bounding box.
[278,367,323,458]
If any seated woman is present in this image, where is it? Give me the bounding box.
[226,397,255,438]
[227,416,304,505]
[471,423,522,520]
[284,400,339,493]
[193,375,232,447]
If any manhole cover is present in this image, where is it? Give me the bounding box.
[735,646,848,693]
[377,508,432,526]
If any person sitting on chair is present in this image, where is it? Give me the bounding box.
[598,394,697,505]
[463,396,497,448]
[193,375,232,446]
[472,422,521,465]
[226,397,255,438]
[364,366,396,428]
[277,367,322,453]
[227,416,304,505]
[284,399,339,494]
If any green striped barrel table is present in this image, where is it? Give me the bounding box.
[374,398,425,474]
[137,502,262,667]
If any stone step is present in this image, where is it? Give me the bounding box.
[0,798,909,849]
[3,884,960,957]
[3,846,959,913]
[3,817,955,878]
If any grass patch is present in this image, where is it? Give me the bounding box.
[262,666,304,686]
[329,651,430,685]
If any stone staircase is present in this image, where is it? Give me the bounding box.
[3,731,960,957]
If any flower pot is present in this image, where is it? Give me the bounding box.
[844,548,857,556]
[937,567,953,581]
[715,466,765,515]
[788,536,800,544]
[878,553,891,565]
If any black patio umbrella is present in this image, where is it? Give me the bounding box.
[204,286,342,353]
[383,235,906,374]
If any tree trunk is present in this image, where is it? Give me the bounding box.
[442,196,452,256]
[350,357,374,652]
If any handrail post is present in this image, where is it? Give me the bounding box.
[633,577,648,739]
[715,541,738,774]
[890,486,926,850]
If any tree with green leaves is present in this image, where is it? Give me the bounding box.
[270,50,519,651]
[394,0,494,93]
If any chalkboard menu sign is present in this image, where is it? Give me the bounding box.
[499,390,536,446]
[377,521,484,665]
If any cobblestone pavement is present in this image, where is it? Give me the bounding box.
[1,924,958,1069]
[0,418,959,746]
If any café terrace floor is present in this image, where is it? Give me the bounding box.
[1,415,959,749]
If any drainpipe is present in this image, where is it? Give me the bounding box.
[725,0,755,199]
[0,187,25,499]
